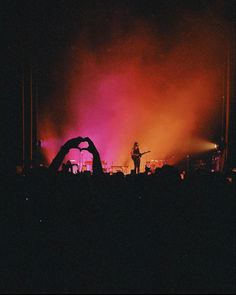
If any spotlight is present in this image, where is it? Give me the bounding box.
[199,141,219,151]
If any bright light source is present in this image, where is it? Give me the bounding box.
[192,139,218,152]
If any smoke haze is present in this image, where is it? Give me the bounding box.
[39,4,232,170]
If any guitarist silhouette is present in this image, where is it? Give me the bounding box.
[131,142,150,174]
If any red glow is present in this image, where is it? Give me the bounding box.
[39,19,229,171]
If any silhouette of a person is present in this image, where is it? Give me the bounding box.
[131,142,141,174]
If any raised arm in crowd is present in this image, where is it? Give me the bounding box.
[49,136,103,175]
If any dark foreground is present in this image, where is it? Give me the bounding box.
[1,168,235,294]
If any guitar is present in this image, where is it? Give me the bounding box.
[132,151,151,160]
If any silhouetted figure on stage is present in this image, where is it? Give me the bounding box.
[131,142,141,174]
[49,136,103,175]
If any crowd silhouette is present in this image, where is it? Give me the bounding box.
[1,137,235,293]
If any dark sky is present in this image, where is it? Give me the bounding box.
[1,0,235,171]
